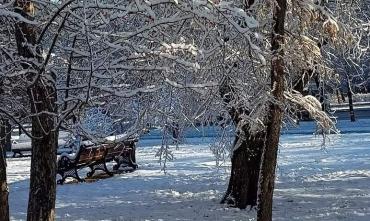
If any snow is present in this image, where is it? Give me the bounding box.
[6,120,370,220]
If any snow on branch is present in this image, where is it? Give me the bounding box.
[284,91,337,134]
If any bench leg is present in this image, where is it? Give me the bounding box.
[74,168,85,182]
[113,156,123,171]
[87,162,113,177]
[113,152,138,171]
[128,153,138,170]
[87,166,95,177]
[57,172,66,185]
[57,168,84,184]
[103,161,114,176]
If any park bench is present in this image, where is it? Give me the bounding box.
[56,138,138,184]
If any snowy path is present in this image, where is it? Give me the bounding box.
[7,133,370,220]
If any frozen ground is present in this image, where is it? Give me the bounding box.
[7,120,370,221]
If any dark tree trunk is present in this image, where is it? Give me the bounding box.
[257,0,286,220]
[27,84,58,221]
[219,0,263,209]
[14,1,58,220]
[221,129,264,208]
[0,119,10,221]
[346,76,355,122]
[219,77,264,209]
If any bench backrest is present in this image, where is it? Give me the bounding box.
[73,138,136,166]
[77,145,108,165]
[106,144,126,159]
[105,140,135,159]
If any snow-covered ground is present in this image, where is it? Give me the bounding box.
[7,120,370,221]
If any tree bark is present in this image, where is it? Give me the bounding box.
[219,1,264,209]
[219,77,264,209]
[221,128,264,208]
[257,0,286,220]
[14,1,58,220]
[27,84,57,221]
[0,119,10,221]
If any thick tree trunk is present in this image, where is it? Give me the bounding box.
[219,77,264,209]
[219,1,262,203]
[0,119,10,221]
[14,1,58,220]
[221,129,264,208]
[257,0,286,221]
[221,0,264,208]
[27,84,57,221]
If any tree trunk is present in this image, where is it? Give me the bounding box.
[27,84,58,221]
[0,119,10,221]
[219,1,262,204]
[221,128,264,208]
[257,0,286,220]
[14,1,58,220]
[346,76,355,122]
[219,77,264,209]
